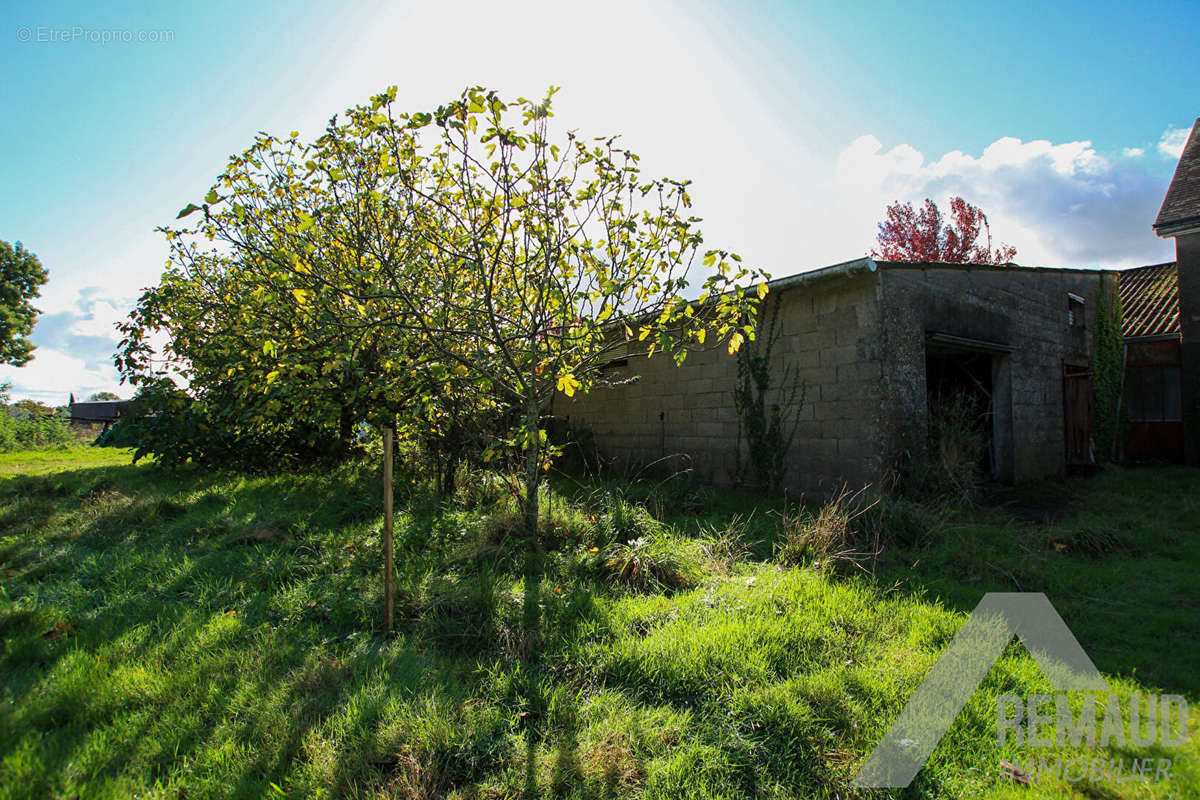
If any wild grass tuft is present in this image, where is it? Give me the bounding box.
[601,533,707,593]
[772,486,879,570]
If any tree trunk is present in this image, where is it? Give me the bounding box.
[383,426,395,634]
[441,449,458,497]
[332,403,354,459]
[522,395,540,540]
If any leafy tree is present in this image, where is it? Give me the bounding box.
[0,240,49,366]
[116,251,427,467]
[88,391,121,401]
[871,196,1017,264]
[12,398,57,417]
[163,86,767,539]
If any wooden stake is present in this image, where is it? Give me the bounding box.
[383,426,394,634]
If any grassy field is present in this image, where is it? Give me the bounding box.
[0,446,1196,799]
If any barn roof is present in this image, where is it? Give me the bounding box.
[1154,119,1200,236]
[68,400,132,422]
[1119,262,1179,339]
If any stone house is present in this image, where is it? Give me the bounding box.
[557,258,1114,497]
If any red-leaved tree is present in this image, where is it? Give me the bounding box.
[871,196,1017,264]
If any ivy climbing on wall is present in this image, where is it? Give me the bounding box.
[733,293,806,493]
[1092,276,1125,463]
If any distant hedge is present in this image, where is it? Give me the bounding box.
[0,408,73,451]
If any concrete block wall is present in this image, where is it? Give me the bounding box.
[556,273,887,498]
[878,264,1106,482]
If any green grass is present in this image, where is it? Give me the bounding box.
[0,448,1196,799]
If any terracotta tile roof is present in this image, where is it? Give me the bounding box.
[1120,262,1180,338]
[1154,119,1200,234]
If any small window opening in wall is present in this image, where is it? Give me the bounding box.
[1067,293,1086,328]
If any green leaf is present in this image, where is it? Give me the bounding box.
[205,189,219,205]
[176,203,201,219]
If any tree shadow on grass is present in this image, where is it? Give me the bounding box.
[0,460,428,798]
[0,457,596,798]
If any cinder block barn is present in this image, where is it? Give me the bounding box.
[557,259,1115,497]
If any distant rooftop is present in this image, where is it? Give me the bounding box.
[1154,119,1200,236]
[1120,262,1179,338]
[68,400,133,422]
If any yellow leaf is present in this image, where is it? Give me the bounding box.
[292,289,312,305]
[556,373,581,397]
[696,328,706,344]
[757,282,769,300]
[728,332,745,355]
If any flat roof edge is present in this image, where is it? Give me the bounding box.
[766,258,878,293]
[874,261,1110,275]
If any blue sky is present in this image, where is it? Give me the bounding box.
[1,0,1198,401]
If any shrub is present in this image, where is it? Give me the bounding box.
[597,492,664,547]
[602,533,707,593]
[96,382,371,469]
[0,406,73,451]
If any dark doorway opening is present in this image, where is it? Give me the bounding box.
[926,347,996,478]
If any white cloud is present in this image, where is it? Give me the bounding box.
[70,300,126,339]
[832,134,1175,267]
[1159,126,1191,159]
[0,348,122,404]
[0,289,135,402]
[1124,147,1145,158]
